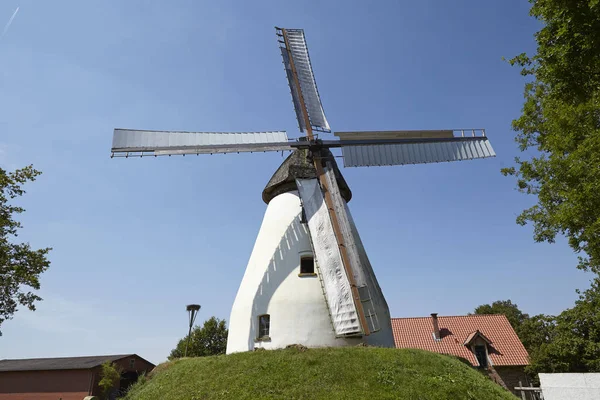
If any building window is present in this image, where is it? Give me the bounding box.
[129,358,136,369]
[258,314,270,339]
[300,256,315,275]
[474,345,488,368]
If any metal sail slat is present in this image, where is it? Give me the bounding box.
[111,129,291,157]
[340,138,496,167]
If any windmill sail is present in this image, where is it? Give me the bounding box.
[336,130,456,140]
[336,130,495,167]
[322,164,383,333]
[296,178,362,336]
[278,28,330,133]
[110,27,494,353]
[111,129,291,157]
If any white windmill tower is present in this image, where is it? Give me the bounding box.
[110,27,496,354]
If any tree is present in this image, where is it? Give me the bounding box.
[98,361,122,400]
[473,300,529,333]
[472,300,555,353]
[502,0,600,273]
[528,278,600,375]
[517,313,555,351]
[0,165,51,334]
[473,294,600,377]
[169,316,228,359]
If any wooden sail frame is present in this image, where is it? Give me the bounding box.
[280,27,371,336]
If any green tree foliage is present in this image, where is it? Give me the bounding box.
[169,316,228,359]
[98,361,123,400]
[503,0,600,273]
[0,165,51,334]
[528,278,600,375]
[474,293,600,376]
[518,313,555,351]
[473,300,529,333]
[472,299,554,352]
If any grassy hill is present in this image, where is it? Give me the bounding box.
[124,347,517,400]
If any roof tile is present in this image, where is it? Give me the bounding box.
[0,354,151,372]
[391,314,529,366]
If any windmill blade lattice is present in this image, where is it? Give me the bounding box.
[296,177,362,336]
[277,28,330,133]
[111,129,291,157]
[335,129,495,167]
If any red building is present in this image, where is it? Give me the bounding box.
[392,314,531,397]
[0,354,154,400]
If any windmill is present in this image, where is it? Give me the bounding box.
[110,27,496,353]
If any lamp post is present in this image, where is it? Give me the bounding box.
[184,304,201,357]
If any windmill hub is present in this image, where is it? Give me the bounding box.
[110,27,496,354]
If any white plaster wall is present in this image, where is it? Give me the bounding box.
[226,189,395,353]
[539,373,600,400]
[226,191,363,354]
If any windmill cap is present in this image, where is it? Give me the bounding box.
[262,148,352,204]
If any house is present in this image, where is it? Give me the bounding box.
[0,354,154,400]
[392,313,530,397]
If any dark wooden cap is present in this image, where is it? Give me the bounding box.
[262,148,352,204]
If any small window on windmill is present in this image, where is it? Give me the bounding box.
[129,358,136,369]
[300,256,315,275]
[258,314,270,339]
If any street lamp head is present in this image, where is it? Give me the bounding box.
[186,304,201,331]
[186,304,201,312]
[184,304,201,358]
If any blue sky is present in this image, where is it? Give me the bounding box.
[0,0,592,364]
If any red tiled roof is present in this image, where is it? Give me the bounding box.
[391,314,529,366]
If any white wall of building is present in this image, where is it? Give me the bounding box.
[226,187,395,354]
[539,373,600,400]
[226,191,364,353]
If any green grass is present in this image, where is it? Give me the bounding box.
[124,347,516,400]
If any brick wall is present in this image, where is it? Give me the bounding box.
[495,365,531,398]
[0,369,91,400]
[89,355,155,396]
[112,355,155,375]
[0,393,89,400]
